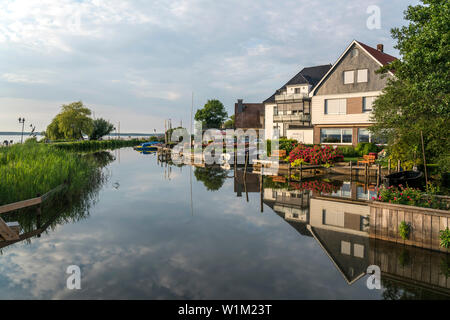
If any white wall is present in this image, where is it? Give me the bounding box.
[264,103,274,140]
[286,129,313,144]
[311,91,381,125]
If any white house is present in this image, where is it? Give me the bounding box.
[263,64,332,143]
[310,40,397,146]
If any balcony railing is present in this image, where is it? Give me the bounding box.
[273,114,311,122]
[274,93,308,101]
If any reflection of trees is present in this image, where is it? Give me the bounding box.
[194,167,227,191]
[1,151,114,246]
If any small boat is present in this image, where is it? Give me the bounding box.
[134,141,161,152]
[383,170,424,189]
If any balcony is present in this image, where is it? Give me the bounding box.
[274,93,308,101]
[273,114,311,122]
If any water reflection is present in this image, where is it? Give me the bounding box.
[0,149,447,299]
[250,173,450,298]
[0,151,112,253]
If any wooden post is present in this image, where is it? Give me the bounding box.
[300,162,303,180]
[420,131,428,185]
[244,150,249,175]
[349,161,353,180]
[377,163,382,187]
[397,159,401,172]
[260,167,264,213]
[388,159,391,175]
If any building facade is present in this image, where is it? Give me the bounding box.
[310,41,396,146]
[264,64,332,142]
[234,99,264,130]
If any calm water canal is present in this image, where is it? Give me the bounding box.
[1,147,448,299]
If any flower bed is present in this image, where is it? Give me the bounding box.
[374,185,449,210]
[289,144,343,165]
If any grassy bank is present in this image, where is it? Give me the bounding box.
[0,143,99,205]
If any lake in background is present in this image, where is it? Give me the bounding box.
[0,133,159,144]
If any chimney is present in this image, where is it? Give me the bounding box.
[237,99,244,113]
[377,44,384,52]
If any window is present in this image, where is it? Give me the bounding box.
[273,106,278,115]
[321,128,353,144]
[294,88,300,94]
[351,48,359,58]
[357,69,368,83]
[358,128,371,143]
[363,96,376,112]
[341,241,351,255]
[325,99,346,115]
[344,70,354,84]
[354,244,364,258]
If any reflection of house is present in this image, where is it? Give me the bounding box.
[263,188,310,224]
[263,187,312,237]
[311,41,397,146]
[264,65,332,142]
[263,180,450,293]
[308,196,370,284]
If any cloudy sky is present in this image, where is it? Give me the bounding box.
[0,0,418,133]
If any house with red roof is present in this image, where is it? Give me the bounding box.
[310,40,397,146]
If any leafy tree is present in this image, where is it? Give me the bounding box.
[194,99,228,129]
[45,101,94,140]
[89,118,115,140]
[223,115,235,129]
[370,0,450,173]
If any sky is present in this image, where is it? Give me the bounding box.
[0,0,419,133]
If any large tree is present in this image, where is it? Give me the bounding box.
[370,0,449,172]
[194,99,228,129]
[89,118,115,140]
[45,101,94,140]
[223,115,235,129]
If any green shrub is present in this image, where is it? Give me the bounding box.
[266,139,271,156]
[440,228,450,248]
[399,221,411,240]
[278,139,298,155]
[338,146,359,157]
[355,142,378,156]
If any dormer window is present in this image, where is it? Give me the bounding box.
[295,88,300,94]
[344,70,354,84]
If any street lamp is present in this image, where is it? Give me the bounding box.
[18,117,25,143]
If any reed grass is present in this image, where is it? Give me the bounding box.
[51,139,144,151]
[0,143,98,205]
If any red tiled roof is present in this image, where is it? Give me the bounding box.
[356,41,397,66]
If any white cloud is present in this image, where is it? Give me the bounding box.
[0,0,410,132]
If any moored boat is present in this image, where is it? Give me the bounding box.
[134,141,162,152]
[383,170,424,189]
